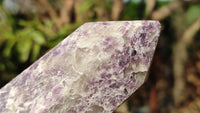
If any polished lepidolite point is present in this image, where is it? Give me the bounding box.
[0,21,161,113]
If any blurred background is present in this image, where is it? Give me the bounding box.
[0,0,200,113]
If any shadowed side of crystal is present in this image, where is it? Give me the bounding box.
[0,21,161,113]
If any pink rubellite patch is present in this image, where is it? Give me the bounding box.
[0,21,161,113]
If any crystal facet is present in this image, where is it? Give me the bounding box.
[0,21,161,113]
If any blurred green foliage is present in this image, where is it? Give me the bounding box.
[186,4,200,26]
[122,2,142,20]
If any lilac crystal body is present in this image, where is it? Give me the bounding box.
[0,21,161,113]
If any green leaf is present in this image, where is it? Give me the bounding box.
[36,20,56,39]
[19,20,38,27]
[3,32,15,40]
[0,63,5,71]
[80,0,94,12]
[58,23,81,36]
[186,4,200,26]
[16,39,32,62]
[16,28,32,39]
[31,44,41,62]
[31,31,46,45]
[3,40,15,57]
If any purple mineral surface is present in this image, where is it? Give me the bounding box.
[0,21,161,113]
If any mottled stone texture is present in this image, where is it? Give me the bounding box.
[0,21,161,113]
